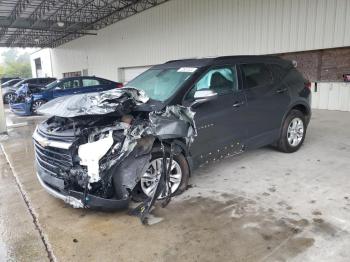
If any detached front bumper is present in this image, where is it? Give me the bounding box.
[36,162,130,211]
[9,101,32,116]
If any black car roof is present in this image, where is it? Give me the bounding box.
[22,77,56,81]
[155,55,292,69]
[57,76,108,80]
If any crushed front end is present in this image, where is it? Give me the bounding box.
[33,116,146,210]
[9,84,34,116]
[33,88,196,212]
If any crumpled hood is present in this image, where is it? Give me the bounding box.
[37,87,153,117]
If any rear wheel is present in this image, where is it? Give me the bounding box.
[32,99,46,114]
[277,109,306,153]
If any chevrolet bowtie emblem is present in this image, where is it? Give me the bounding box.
[33,131,72,150]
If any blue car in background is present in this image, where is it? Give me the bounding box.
[10,76,123,116]
[2,77,56,104]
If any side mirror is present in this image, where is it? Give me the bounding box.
[191,89,218,107]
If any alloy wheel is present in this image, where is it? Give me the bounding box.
[287,117,304,147]
[32,100,44,113]
[4,93,15,103]
[140,158,182,198]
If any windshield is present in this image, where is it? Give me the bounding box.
[126,68,196,101]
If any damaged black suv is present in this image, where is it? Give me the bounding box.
[33,56,311,213]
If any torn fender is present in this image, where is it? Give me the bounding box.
[149,105,197,143]
[111,150,152,199]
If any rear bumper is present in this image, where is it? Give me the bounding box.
[36,163,129,211]
[9,101,32,116]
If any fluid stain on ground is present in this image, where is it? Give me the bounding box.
[152,195,315,262]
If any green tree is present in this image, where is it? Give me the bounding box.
[2,49,17,64]
[0,64,4,76]
[0,49,32,78]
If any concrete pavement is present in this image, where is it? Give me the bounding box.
[0,109,350,262]
[0,148,48,261]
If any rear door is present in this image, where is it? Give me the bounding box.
[184,65,247,164]
[240,63,290,147]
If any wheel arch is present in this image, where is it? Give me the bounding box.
[276,103,309,152]
[3,91,16,103]
[276,102,311,145]
[151,138,194,176]
[31,98,48,113]
[282,102,311,127]
[33,98,48,103]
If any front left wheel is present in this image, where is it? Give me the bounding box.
[132,149,190,201]
[32,99,46,114]
[3,92,16,104]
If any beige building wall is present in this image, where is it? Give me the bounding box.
[32,0,350,81]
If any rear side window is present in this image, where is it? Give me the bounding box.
[241,64,273,88]
[82,78,100,87]
[100,79,112,85]
[269,64,289,80]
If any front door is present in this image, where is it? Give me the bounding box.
[183,65,247,165]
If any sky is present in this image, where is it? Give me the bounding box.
[0,47,39,64]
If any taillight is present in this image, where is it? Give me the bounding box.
[116,82,123,88]
[305,81,311,90]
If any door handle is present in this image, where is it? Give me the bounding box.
[276,88,288,94]
[73,91,78,94]
[233,101,244,108]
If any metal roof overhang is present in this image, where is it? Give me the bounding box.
[0,0,168,48]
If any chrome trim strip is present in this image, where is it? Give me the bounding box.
[35,158,58,176]
[36,172,84,208]
[35,146,72,167]
[33,129,73,150]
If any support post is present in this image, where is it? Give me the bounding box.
[0,86,7,133]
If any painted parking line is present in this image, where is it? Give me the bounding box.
[7,122,30,128]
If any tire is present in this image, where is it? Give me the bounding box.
[3,92,16,104]
[277,109,306,153]
[131,148,190,201]
[32,99,46,114]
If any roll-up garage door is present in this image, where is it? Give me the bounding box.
[121,66,152,83]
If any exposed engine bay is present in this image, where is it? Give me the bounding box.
[33,88,196,223]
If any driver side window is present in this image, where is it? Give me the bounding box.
[186,66,238,100]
